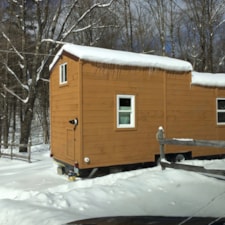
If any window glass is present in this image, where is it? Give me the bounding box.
[119,98,131,110]
[60,63,67,84]
[217,98,225,124]
[218,112,225,123]
[117,95,135,128]
[218,100,225,110]
[119,112,131,124]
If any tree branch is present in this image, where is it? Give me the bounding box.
[4,63,29,91]
[2,32,24,61]
[3,84,29,104]
[61,0,114,40]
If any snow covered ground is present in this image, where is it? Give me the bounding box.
[0,144,225,225]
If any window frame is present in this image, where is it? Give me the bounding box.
[216,98,225,125]
[116,94,135,129]
[59,63,67,84]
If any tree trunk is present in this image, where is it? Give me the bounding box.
[19,94,36,152]
[0,116,2,150]
[3,94,9,149]
[42,110,49,144]
[11,101,16,144]
[38,82,49,144]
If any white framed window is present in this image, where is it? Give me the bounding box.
[59,63,67,84]
[116,94,135,128]
[217,98,225,125]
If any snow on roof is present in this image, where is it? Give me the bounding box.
[49,43,193,72]
[50,44,225,88]
[192,71,225,88]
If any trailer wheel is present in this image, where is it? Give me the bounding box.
[175,154,185,162]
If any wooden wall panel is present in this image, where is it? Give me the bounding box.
[50,54,81,165]
[165,73,225,157]
[80,62,165,167]
[50,55,225,169]
[80,62,225,167]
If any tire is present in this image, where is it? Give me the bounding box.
[175,154,185,162]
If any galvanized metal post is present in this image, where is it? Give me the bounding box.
[156,126,165,161]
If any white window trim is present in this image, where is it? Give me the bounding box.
[216,98,225,125]
[116,94,135,128]
[59,63,67,84]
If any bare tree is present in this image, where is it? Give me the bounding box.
[179,0,225,72]
[112,0,135,51]
[129,1,156,53]
[68,0,119,48]
[168,0,177,58]
[1,0,225,151]
[1,0,115,151]
[0,1,22,147]
[144,0,168,56]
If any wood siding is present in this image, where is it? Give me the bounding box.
[165,76,225,157]
[50,53,82,165]
[50,54,225,169]
[81,62,165,168]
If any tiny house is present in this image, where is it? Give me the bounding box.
[49,44,225,175]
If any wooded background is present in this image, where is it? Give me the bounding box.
[0,0,224,150]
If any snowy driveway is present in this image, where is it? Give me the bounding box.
[0,144,225,225]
